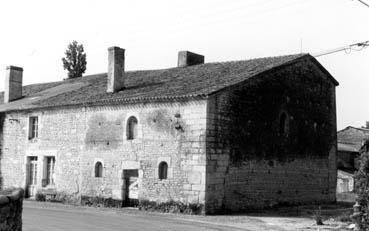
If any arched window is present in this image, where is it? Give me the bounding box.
[95,161,103,178]
[313,122,318,133]
[126,116,138,140]
[279,112,289,136]
[158,161,168,180]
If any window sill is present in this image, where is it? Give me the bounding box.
[43,185,56,189]
[126,138,142,144]
[28,138,39,143]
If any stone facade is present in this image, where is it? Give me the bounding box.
[0,100,207,207]
[0,188,24,231]
[337,170,354,193]
[205,60,337,213]
[0,55,338,214]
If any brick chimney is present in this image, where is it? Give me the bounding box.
[4,66,23,103]
[107,46,125,93]
[177,51,204,67]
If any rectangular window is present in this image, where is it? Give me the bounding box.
[29,156,38,185]
[45,157,55,186]
[29,117,38,140]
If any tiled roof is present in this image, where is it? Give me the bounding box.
[0,53,336,112]
[337,126,369,151]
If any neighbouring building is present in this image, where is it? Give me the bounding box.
[0,47,338,214]
[336,124,369,202]
[336,169,355,202]
[337,125,369,170]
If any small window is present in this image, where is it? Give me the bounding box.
[95,162,103,178]
[29,117,38,140]
[126,116,138,140]
[313,122,318,132]
[158,161,168,180]
[279,112,289,136]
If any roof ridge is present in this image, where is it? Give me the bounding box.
[344,126,369,131]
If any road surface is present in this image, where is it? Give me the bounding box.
[23,201,252,231]
[23,201,335,231]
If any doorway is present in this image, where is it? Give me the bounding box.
[26,156,38,198]
[122,169,139,206]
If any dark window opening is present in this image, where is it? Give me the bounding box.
[313,122,318,132]
[126,116,138,140]
[95,161,103,178]
[158,161,168,180]
[279,112,288,136]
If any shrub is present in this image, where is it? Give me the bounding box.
[35,191,46,201]
[335,211,352,222]
[313,206,323,225]
[138,200,204,214]
[81,196,122,208]
[354,140,369,229]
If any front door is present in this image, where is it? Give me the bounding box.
[26,156,38,198]
[123,169,139,206]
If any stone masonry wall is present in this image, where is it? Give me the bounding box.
[0,99,207,207]
[80,100,207,205]
[0,107,85,202]
[0,188,24,231]
[205,59,337,213]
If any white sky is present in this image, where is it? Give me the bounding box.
[0,0,368,130]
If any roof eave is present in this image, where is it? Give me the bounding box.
[0,94,208,113]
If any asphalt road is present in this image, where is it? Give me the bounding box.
[22,201,251,231]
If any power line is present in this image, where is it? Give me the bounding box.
[313,40,369,57]
[355,0,369,8]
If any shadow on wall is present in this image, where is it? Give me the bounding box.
[85,114,123,149]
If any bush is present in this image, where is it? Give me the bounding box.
[354,140,369,229]
[335,211,352,222]
[138,200,204,215]
[35,191,46,201]
[313,206,323,225]
[81,196,122,208]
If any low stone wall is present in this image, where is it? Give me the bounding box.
[0,188,24,231]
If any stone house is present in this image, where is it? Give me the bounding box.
[0,47,338,214]
[336,124,369,202]
[337,125,369,170]
[336,169,355,202]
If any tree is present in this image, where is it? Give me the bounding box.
[354,139,369,229]
[62,41,87,79]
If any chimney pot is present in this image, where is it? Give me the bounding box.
[4,66,23,103]
[107,46,125,93]
[177,51,204,67]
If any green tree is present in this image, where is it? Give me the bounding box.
[62,41,87,79]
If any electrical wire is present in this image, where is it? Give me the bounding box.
[313,41,369,57]
[356,0,369,8]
